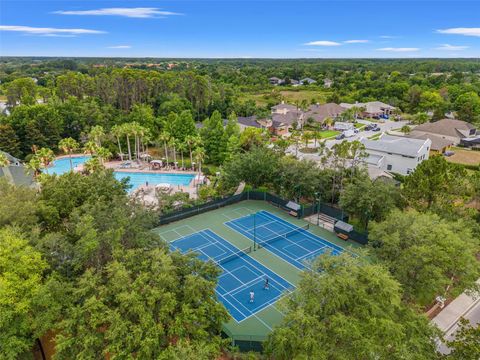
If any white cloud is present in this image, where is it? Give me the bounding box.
[437,27,480,37]
[54,7,182,18]
[344,39,369,44]
[304,40,341,46]
[377,47,420,52]
[436,44,469,51]
[380,35,398,39]
[0,25,105,36]
[108,45,131,49]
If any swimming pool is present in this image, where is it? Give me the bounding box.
[48,156,194,191]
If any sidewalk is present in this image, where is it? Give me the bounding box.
[431,279,480,354]
[431,279,480,334]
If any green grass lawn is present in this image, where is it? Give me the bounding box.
[240,89,331,107]
[317,130,339,138]
[368,133,382,140]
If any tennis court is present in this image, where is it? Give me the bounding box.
[225,210,344,270]
[168,228,293,322]
[154,200,360,347]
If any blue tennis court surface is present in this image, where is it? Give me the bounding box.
[169,229,293,322]
[225,210,344,270]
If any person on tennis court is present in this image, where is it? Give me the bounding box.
[249,290,255,303]
[263,277,269,290]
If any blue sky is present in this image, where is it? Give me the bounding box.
[1,1,479,58]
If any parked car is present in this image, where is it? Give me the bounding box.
[335,133,345,140]
[443,151,455,157]
[354,129,359,134]
[365,124,377,131]
[372,127,381,132]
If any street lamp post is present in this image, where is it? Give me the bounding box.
[315,192,321,226]
[253,212,257,250]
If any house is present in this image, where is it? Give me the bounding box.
[333,121,354,131]
[271,112,302,136]
[323,78,333,88]
[269,77,284,86]
[0,151,35,187]
[304,103,346,124]
[407,133,453,154]
[410,119,478,147]
[360,134,431,175]
[237,116,272,131]
[300,78,317,85]
[340,101,396,118]
[271,102,298,115]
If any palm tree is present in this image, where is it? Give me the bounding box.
[158,131,171,166]
[96,147,112,166]
[177,142,186,169]
[193,147,205,177]
[83,157,103,174]
[26,157,41,178]
[184,135,197,169]
[169,138,178,167]
[83,140,98,156]
[130,122,143,161]
[324,117,334,129]
[122,123,133,161]
[58,137,79,171]
[111,125,124,161]
[302,131,314,148]
[400,125,411,135]
[290,131,301,157]
[35,148,54,175]
[0,153,9,167]
[89,125,105,148]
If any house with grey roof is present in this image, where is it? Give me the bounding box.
[305,103,346,124]
[269,77,284,86]
[271,102,298,114]
[237,116,272,131]
[410,119,477,147]
[0,151,35,187]
[300,78,317,85]
[360,134,431,175]
[340,101,396,118]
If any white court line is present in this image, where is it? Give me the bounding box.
[259,211,356,256]
[218,294,249,319]
[202,228,294,288]
[221,207,256,221]
[221,291,274,330]
[225,220,307,269]
[200,228,294,324]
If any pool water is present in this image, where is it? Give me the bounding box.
[48,156,194,191]
[114,171,194,191]
[49,156,91,175]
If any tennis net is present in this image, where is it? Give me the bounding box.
[257,224,310,249]
[214,246,252,266]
